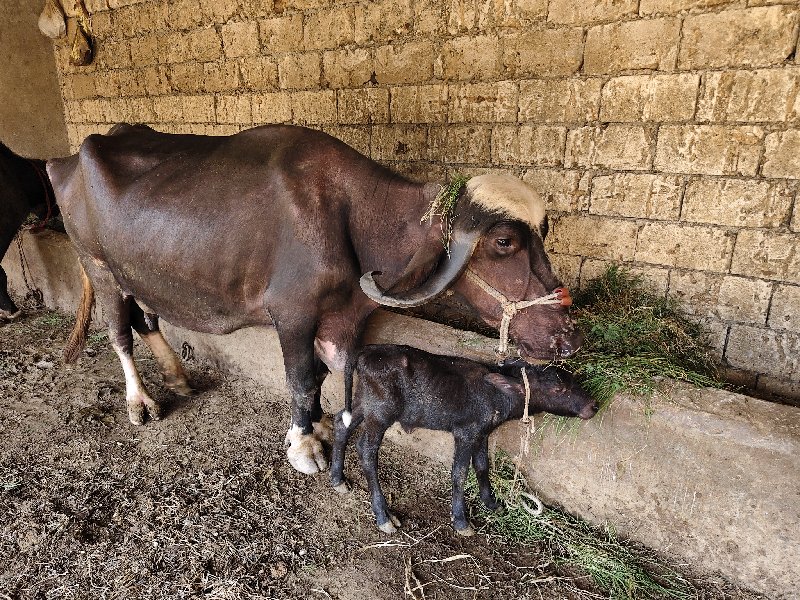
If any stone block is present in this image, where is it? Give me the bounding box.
[566,125,653,171]
[142,66,171,96]
[448,81,517,123]
[390,85,448,124]
[428,125,492,164]
[440,35,501,81]
[793,198,800,233]
[259,14,303,53]
[165,0,203,30]
[549,214,638,261]
[375,41,435,84]
[679,6,798,69]
[415,0,446,35]
[697,68,800,123]
[239,56,278,91]
[682,178,793,228]
[187,27,223,62]
[548,0,638,24]
[130,34,160,67]
[522,168,590,212]
[252,92,292,124]
[355,0,413,44]
[337,89,390,124]
[763,130,800,179]
[654,125,764,176]
[216,95,252,124]
[519,78,602,123]
[548,254,582,289]
[502,28,583,77]
[290,90,337,125]
[322,125,371,156]
[639,0,731,15]
[491,125,566,166]
[98,39,132,70]
[183,95,216,123]
[204,60,243,93]
[304,5,355,50]
[69,74,97,100]
[669,271,772,324]
[726,325,800,380]
[323,48,373,88]
[278,53,321,89]
[117,69,148,97]
[731,230,800,284]
[371,125,428,161]
[769,284,800,333]
[756,375,800,405]
[170,62,204,94]
[153,96,183,122]
[199,0,239,23]
[221,21,260,58]
[275,0,332,10]
[600,74,699,123]
[584,18,680,74]
[636,223,734,271]
[590,173,682,220]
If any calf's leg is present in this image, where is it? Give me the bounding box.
[130,303,193,396]
[330,408,362,493]
[357,419,400,534]
[0,266,20,320]
[472,434,500,511]
[451,436,477,536]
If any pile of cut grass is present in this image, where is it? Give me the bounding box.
[466,452,696,600]
[563,265,723,407]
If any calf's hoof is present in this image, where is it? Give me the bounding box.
[285,425,328,475]
[332,481,351,494]
[455,524,475,537]
[0,309,21,322]
[377,512,401,534]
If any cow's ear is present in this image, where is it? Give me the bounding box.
[484,373,523,396]
[539,215,549,241]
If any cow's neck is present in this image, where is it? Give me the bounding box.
[349,168,443,291]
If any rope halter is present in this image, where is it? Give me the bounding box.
[464,268,572,359]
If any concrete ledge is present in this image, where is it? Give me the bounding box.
[4,231,798,599]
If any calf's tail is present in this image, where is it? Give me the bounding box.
[342,356,355,427]
[63,264,95,363]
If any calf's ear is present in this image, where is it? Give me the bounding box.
[484,373,523,396]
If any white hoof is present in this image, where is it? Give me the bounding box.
[312,414,334,446]
[378,520,397,534]
[333,482,351,494]
[455,525,475,537]
[127,393,160,424]
[389,511,401,528]
[285,425,328,474]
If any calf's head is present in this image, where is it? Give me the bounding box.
[360,174,582,362]
[488,366,598,420]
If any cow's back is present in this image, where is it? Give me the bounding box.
[48,124,367,333]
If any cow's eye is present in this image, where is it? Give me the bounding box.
[496,238,512,247]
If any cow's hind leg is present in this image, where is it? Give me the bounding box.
[130,302,193,396]
[107,296,160,425]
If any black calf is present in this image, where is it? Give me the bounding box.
[330,344,598,535]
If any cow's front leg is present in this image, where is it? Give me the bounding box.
[278,323,329,475]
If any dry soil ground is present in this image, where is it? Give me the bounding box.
[0,309,767,600]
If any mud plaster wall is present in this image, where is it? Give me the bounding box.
[51,0,800,401]
[0,0,69,158]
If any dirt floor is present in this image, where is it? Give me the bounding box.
[0,309,768,600]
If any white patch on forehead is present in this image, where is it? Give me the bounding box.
[465,174,546,234]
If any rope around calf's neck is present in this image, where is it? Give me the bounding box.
[508,365,544,517]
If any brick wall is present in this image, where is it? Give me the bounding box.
[52,0,800,402]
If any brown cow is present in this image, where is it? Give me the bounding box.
[48,123,580,475]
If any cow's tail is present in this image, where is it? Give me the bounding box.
[63,264,95,363]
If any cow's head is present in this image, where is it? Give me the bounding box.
[360,174,582,362]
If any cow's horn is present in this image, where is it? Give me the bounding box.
[360,229,482,308]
